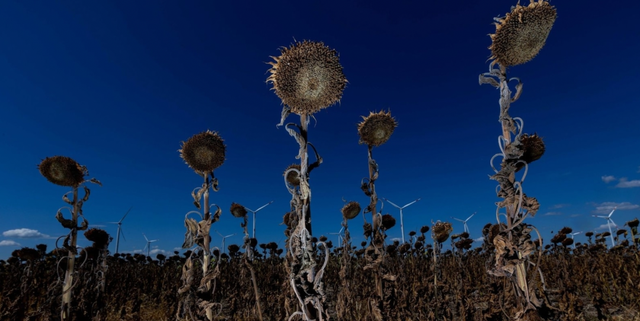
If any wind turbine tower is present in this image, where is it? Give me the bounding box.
[244,201,274,239]
[107,207,132,254]
[215,230,236,254]
[452,212,476,234]
[383,197,421,244]
[143,233,158,258]
[592,207,618,248]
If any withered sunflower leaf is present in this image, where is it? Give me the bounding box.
[479,74,500,87]
[82,186,90,202]
[62,192,73,205]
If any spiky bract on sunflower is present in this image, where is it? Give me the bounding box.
[38,156,86,187]
[489,0,557,67]
[267,40,347,115]
[179,130,226,173]
[357,110,397,147]
[341,201,361,220]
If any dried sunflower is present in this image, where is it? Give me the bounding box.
[267,40,347,115]
[341,201,361,220]
[179,130,226,173]
[284,164,301,187]
[38,156,86,187]
[489,0,557,67]
[230,202,247,218]
[357,110,397,147]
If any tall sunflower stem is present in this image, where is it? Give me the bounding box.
[202,174,214,321]
[61,186,79,321]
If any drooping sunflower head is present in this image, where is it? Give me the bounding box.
[341,201,361,220]
[38,156,86,187]
[432,221,453,244]
[489,0,557,67]
[267,40,347,115]
[357,110,398,147]
[179,130,226,174]
[284,164,301,187]
[230,202,248,218]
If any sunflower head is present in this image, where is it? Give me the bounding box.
[432,221,453,244]
[267,40,347,115]
[38,156,86,187]
[518,133,545,168]
[230,202,248,218]
[284,164,301,187]
[489,0,557,67]
[341,201,361,220]
[381,214,396,230]
[357,110,397,147]
[179,130,226,174]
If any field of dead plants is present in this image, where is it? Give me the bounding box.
[3,1,640,320]
[1,229,639,321]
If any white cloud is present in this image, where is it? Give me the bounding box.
[0,240,21,246]
[2,228,50,239]
[551,204,570,209]
[473,237,484,243]
[615,178,640,188]
[150,249,168,255]
[601,175,616,183]
[591,202,640,214]
[570,214,580,218]
[542,212,562,216]
[594,222,616,231]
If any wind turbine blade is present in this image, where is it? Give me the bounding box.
[143,233,149,242]
[254,201,274,212]
[466,212,476,221]
[452,217,465,222]
[120,227,126,241]
[403,198,421,208]
[120,206,133,223]
[593,215,608,218]
[608,207,617,218]
[339,227,344,233]
[215,230,224,238]
[384,198,402,209]
[150,239,158,242]
[609,219,618,229]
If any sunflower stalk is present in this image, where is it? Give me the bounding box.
[283,114,328,321]
[38,156,99,321]
[482,63,547,319]
[178,131,226,321]
[267,40,346,321]
[480,2,556,318]
[355,110,399,320]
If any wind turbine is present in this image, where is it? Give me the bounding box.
[215,230,236,254]
[328,227,344,248]
[107,207,132,254]
[142,233,158,258]
[568,231,582,249]
[244,201,274,239]
[452,212,476,234]
[383,197,421,243]
[592,207,618,247]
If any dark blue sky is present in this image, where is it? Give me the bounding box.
[2,0,639,258]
